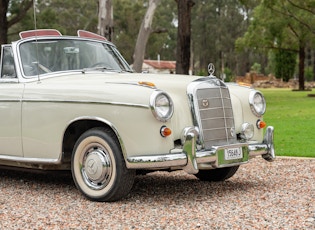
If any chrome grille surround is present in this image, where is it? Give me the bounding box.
[187,78,237,150]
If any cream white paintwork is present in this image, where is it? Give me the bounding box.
[19,73,198,159]
[0,71,263,161]
[0,84,24,156]
[0,30,276,202]
[228,83,264,141]
[0,33,270,170]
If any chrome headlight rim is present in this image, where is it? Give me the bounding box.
[249,90,266,117]
[150,90,174,122]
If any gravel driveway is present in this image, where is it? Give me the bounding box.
[0,157,314,229]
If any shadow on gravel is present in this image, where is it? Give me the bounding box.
[129,171,267,202]
[0,167,267,202]
[0,166,74,187]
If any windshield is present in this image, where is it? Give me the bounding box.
[19,39,132,77]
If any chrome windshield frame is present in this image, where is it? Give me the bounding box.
[14,36,133,79]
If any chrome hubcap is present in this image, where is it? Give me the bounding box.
[81,147,112,190]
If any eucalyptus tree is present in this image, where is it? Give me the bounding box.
[133,0,161,73]
[113,0,147,63]
[191,0,256,77]
[236,0,315,90]
[113,0,177,64]
[98,0,113,41]
[175,0,195,75]
[147,0,177,61]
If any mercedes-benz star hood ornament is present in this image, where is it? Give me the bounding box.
[208,63,215,77]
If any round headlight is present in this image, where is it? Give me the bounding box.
[249,91,266,117]
[150,90,174,122]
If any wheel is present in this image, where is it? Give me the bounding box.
[195,166,239,182]
[71,127,135,202]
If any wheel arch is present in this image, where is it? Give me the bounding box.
[62,117,125,165]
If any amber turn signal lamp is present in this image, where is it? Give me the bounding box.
[257,120,266,129]
[160,126,172,137]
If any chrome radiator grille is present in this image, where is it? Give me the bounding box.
[195,87,236,149]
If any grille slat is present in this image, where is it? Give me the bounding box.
[196,87,236,149]
[201,118,234,130]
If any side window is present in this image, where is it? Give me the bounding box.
[0,46,16,78]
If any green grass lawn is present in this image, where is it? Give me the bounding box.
[259,88,315,157]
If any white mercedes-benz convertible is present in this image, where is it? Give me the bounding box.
[0,29,275,201]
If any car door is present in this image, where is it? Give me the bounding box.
[0,45,24,156]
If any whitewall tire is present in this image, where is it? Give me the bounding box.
[71,128,135,201]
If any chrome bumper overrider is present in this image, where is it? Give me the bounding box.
[126,126,275,174]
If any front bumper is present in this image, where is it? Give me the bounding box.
[126,126,275,174]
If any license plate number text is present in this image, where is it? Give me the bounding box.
[224,147,243,160]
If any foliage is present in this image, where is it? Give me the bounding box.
[8,0,98,42]
[236,0,315,89]
[113,0,146,63]
[192,0,259,76]
[3,0,314,78]
[149,0,177,61]
[274,49,297,81]
[261,88,315,157]
[305,67,314,82]
[0,0,33,44]
[223,67,233,82]
[237,0,315,51]
[250,62,261,73]
[114,0,177,64]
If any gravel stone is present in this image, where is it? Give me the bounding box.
[0,157,314,229]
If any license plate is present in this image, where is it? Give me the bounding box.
[224,147,243,160]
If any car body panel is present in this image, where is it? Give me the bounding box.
[17,73,196,159]
[0,83,24,156]
[0,31,275,171]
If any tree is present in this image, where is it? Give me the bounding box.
[146,0,177,61]
[8,0,99,42]
[133,0,161,73]
[113,0,176,64]
[0,0,33,45]
[236,0,315,90]
[112,0,143,63]
[3,0,259,77]
[274,50,297,82]
[191,0,259,77]
[97,0,113,41]
[175,0,194,75]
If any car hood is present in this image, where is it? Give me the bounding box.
[84,72,201,92]
[23,72,202,107]
[39,72,201,86]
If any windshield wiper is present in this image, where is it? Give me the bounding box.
[81,66,119,74]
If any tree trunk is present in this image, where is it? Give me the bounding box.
[298,42,305,90]
[175,0,195,75]
[0,0,33,46]
[0,0,9,45]
[97,0,113,41]
[133,0,160,73]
